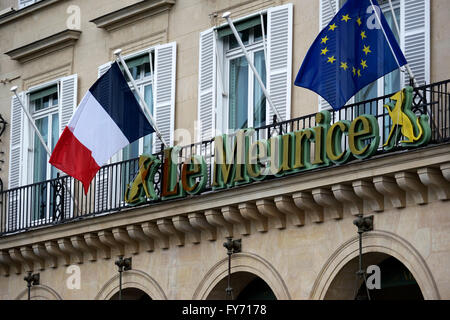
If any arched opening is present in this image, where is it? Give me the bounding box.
[325,252,424,300]
[205,272,277,300]
[109,288,152,300]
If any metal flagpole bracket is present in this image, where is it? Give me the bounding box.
[223,237,241,300]
[114,49,168,149]
[222,12,284,123]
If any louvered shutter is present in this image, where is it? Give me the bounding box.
[267,3,293,123]
[95,63,112,211]
[8,93,25,231]
[98,62,112,78]
[318,0,339,110]
[58,75,77,219]
[198,28,217,142]
[153,42,176,153]
[401,0,430,86]
[59,74,77,133]
[18,0,35,9]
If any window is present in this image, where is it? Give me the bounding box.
[198,4,293,141]
[8,75,77,230]
[220,18,267,130]
[18,0,39,9]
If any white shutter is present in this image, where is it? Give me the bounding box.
[8,93,25,231]
[267,3,293,122]
[401,0,430,86]
[9,93,24,189]
[98,62,112,78]
[319,0,339,111]
[153,42,176,153]
[18,0,35,9]
[198,28,217,142]
[58,75,77,219]
[59,74,77,133]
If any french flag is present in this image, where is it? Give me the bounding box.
[49,62,155,193]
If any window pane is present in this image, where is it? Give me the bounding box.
[253,51,266,127]
[33,117,49,183]
[229,56,249,130]
[383,7,401,94]
[356,81,378,115]
[34,99,43,112]
[143,84,153,153]
[52,92,58,106]
[229,29,250,50]
[43,96,50,109]
[254,24,263,42]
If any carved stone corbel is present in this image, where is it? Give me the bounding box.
[188,213,217,241]
[112,228,139,255]
[395,171,427,205]
[173,216,201,244]
[332,184,363,216]
[373,176,405,208]
[274,195,305,227]
[157,219,184,247]
[418,167,450,201]
[58,238,83,264]
[9,248,28,273]
[126,225,154,252]
[98,230,124,257]
[222,206,251,235]
[84,233,111,260]
[293,191,324,223]
[205,209,233,238]
[71,236,97,262]
[352,180,384,212]
[0,250,16,276]
[256,199,286,229]
[142,221,169,250]
[440,163,450,182]
[45,241,70,266]
[20,246,45,271]
[312,188,343,220]
[33,243,57,269]
[238,202,268,232]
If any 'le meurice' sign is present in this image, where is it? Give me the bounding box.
[124,87,431,205]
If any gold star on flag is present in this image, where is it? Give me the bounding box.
[341,14,351,22]
[363,45,371,55]
[361,59,368,69]
[321,36,329,44]
[327,56,336,64]
[361,31,367,40]
[357,69,361,77]
[320,47,329,55]
[357,17,362,26]
[340,62,349,70]
[329,23,337,31]
[352,67,357,76]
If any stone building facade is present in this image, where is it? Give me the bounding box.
[0,0,448,300]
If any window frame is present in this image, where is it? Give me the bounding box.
[216,12,268,134]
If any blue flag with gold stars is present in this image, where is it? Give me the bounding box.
[294,0,407,111]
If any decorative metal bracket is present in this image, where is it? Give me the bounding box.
[223,237,241,300]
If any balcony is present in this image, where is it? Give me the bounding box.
[0,80,449,236]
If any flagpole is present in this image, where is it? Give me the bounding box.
[114,49,168,149]
[369,0,418,87]
[10,86,79,216]
[222,12,284,123]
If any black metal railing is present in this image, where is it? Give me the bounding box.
[1,80,449,235]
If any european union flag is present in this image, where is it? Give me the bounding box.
[294,0,407,110]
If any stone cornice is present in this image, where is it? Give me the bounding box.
[0,0,64,26]
[0,143,449,250]
[90,0,176,32]
[4,29,81,63]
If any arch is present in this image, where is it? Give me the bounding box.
[310,230,440,300]
[95,269,167,300]
[15,285,62,300]
[193,252,291,300]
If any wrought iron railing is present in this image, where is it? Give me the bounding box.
[0,80,449,235]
